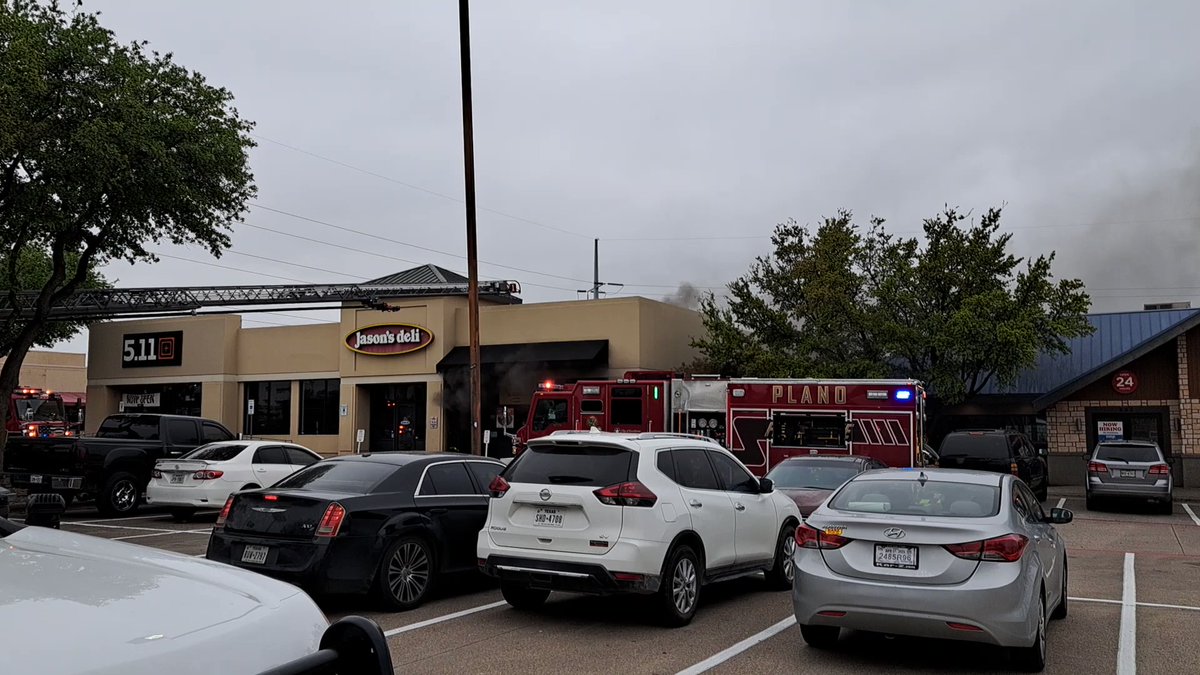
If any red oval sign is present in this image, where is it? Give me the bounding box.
[345,324,433,356]
[1112,370,1138,395]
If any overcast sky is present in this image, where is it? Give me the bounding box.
[50,0,1200,356]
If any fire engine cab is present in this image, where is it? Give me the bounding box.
[7,386,73,438]
[514,372,927,475]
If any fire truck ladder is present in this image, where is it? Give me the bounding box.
[0,280,521,321]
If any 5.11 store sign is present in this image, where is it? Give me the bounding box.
[121,331,183,368]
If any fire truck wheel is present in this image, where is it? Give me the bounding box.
[98,471,140,517]
[765,522,798,590]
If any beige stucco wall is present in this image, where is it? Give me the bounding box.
[1,350,87,392]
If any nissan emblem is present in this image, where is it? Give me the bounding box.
[539,488,552,501]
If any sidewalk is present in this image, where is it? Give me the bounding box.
[1048,484,1200,501]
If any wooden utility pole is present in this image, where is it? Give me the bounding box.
[458,0,482,455]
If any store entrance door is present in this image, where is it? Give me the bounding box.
[366,383,427,453]
[1086,408,1171,456]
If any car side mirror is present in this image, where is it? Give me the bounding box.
[1045,507,1073,525]
[1036,447,1047,458]
[758,477,775,494]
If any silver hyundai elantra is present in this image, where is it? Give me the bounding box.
[792,468,1071,673]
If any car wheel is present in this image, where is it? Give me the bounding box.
[500,581,550,610]
[1036,485,1048,502]
[658,544,701,627]
[799,624,840,649]
[1012,592,1047,672]
[168,508,197,522]
[1085,493,1097,511]
[1051,561,1068,620]
[98,472,141,517]
[376,536,435,611]
[765,523,797,590]
[1159,498,1174,516]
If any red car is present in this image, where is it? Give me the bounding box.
[765,455,887,517]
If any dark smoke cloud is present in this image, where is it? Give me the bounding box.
[663,282,702,309]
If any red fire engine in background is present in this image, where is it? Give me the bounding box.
[513,372,927,475]
[7,386,75,438]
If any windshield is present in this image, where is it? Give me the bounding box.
[507,443,632,487]
[14,398,65,423]
[767,462,861,490]
[1096,444,1161,463]
[273,460,391,494]
[181,444,248,462]
[939,434,1008,459]
[829,479,1001,518]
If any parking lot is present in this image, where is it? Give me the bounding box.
[33,487,1200,675]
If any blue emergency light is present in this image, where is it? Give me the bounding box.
[894,389,913,401]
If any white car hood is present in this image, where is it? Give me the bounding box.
[1,526,327,675]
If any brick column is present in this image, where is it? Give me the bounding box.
[1178,335,1199,456]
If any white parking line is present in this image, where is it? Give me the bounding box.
[383,600,507,637]
[675,616,796,675]
[60,521,206,534]
[112,528,211,541]
[1182,504,1200,527]
[1056,497,1067,509]
[71,514,175,524]
[1071,596,1200,612]
[1118,552,1136,675]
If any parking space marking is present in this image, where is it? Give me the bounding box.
[113,528,210,542]
[382,600,507,637]
[1056,497,1067,509]
[674,615,796,675]
[1118,552,1136,675]
[1182,504,1200,527]
[70,514,177,524]
[60,521,189,533]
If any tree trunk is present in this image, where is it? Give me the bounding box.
[0,322,42,470]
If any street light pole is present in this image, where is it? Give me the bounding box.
[458,0,483,456]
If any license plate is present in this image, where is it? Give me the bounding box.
[1117,470,1139,478]
[28,474,42,484]
[533,507,563,528]
[241,545,269,565]
[874,544,918,569]
[169,474,185,484]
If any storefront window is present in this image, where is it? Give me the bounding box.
[244,381,291,436]
[300,379,340,435]
[114,383,201,417]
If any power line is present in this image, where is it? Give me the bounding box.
[251,134,587,239]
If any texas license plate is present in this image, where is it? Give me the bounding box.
[28,474,42,484]
[533,507,563,528]
[170,474,185,484]
[874,544,918,569]
[241,545,269,565]
[1117,470,1139,478]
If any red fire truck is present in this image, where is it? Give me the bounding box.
[514,372,927,475]
[7,386,74,438]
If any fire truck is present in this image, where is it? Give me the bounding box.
[7,386,74,438]
[513,372,927,475]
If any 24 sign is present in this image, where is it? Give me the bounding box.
[121,331,184,368]
[1112,370,1138,395]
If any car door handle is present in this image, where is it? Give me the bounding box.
[429,508,448,515]
[256,468,267,472]
[735,503,746,511]
[689,500,702,508]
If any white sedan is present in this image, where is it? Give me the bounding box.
[0,515,391,674]
[146,441,324,520]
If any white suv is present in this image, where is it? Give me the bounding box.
[476,430,801,626]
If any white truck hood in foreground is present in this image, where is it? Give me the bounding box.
[1,525,328,675]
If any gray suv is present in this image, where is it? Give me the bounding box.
[1085,441,1173,514]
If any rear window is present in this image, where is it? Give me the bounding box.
[182,444,247,462]
[1096,444,1162,463]
[96,415,160,440]
[766,461,862,491]
[507,444,633,487]
[829,479,1001,518]
[939,433,1008,459]
[273,460,395,494]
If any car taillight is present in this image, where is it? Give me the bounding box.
[1009,462,1019,476]
[193,470,224,480]
[488,475,510,498]
[795,523,851,550]
[594,481,657,507]
[1149,464,1170,476]
[216,496,234,527]
[316,503,346,537]
[1088,461,1108,474]
[152,469,163,479]
[944,533,1028,562]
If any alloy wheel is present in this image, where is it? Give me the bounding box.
[672,557,698,615]
[113,481,137,511]
[782,535,797,582]
[387,542,431,605]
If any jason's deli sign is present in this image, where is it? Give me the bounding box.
[345,324,433,356]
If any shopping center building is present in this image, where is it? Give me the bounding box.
[83,265,705,457]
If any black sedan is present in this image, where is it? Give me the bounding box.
[206,452,505,611]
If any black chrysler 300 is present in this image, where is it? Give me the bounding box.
[206,452,505,611]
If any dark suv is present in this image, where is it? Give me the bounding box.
[937,429,1049,501]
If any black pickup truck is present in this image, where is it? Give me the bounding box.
[2,413,235,516]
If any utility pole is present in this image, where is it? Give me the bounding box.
[579,238,624,300]
[458,0,482,456]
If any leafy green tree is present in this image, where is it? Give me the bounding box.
[0,0,256,460]
[693,206,1092,404]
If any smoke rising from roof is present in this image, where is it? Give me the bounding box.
[663,282,703,309]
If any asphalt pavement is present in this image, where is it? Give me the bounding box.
[23,487,1200,675]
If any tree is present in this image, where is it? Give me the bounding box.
[0,0,256,462]
[693,206,1093,404]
